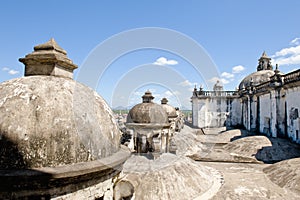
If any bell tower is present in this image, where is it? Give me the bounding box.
[257,51,273,71]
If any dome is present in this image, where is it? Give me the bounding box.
[239,52,284,90]
[161,104,177,118]
[0,39,121,169]
[239,70,275,90]
[117,154,222,200]
[0,76,121,169]
[126,91,169,125]
[160,98,177,118]
[127,102,169,124]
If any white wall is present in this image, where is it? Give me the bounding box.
[285,86,300,143]
[259,93,271,135]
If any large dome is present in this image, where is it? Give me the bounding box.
[0,76,121,169]
[0,39,122,169]
[239,70,275,90]
[239,52,284,90]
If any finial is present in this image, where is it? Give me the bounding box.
[261,51,268,58]
[161,97,168,104]
[19,38,77,79]
[242,84,245,90]
[142,90,154,103]
[274,64,280,74]
[250,78,254,86]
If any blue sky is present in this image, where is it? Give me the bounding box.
[1,1,300,109]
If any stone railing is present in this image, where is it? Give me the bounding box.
[283,69,300,84]
[197,91,238,97]
[254,81,271,93]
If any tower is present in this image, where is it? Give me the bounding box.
[257,51,273,71]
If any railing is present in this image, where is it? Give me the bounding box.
[196,90,238,97]
[254,81,270,93]
[193,69,300,98]
[283,69,300,84]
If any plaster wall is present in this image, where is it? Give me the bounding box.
[259,94,271,135]
[285,86,300,143]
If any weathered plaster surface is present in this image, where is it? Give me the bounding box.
[0,76,121,168]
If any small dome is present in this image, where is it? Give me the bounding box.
[161,98,177,118]
[239,70,275,90]
[120,154,222,200]
[0,76,121,169]
[127,103,169,124]
[127,91,169,124]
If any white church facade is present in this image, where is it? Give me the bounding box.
[192,52,300,144]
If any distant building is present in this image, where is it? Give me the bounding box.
[192,52,300,144]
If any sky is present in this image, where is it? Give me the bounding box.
[1,1,300,109]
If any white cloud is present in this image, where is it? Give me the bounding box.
[221,78,229,84]
[221,72,234,79]
[164,91,173,97]
[208,77,229,85]
[272,43,300,65]
[133,91,143,96]
[208,77,218,83]
[179,80,193,87]
[232,65,245,74]
[290,37,300,46]
[153,57,178,66]
[163,90,180,98]
[273,45,300,57]
[8,70,20,75]
[173,90,181,95]
[2,67,20,75]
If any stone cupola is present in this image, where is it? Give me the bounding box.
[142,90,154,103]
[257,51,273,71]
[161,97,168,104]
[161,97,178,119]
[19,38,78,79]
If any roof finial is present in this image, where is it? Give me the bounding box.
[142,90,154,103]
[274,64,280,74]
[262,51,268,58]
[161,97,168,104]
[19,38,77,79]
